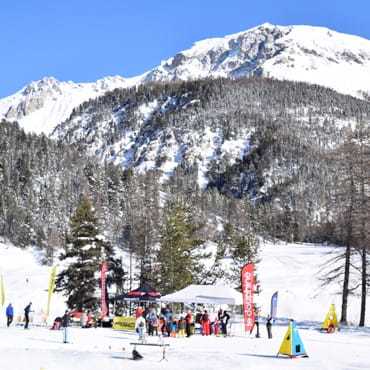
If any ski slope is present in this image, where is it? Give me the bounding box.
[0,321,370,370]
[0,240,370,369]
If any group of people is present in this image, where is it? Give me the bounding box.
[5,302,33,329]
[134,305,232,340]
[250,314,273,339]
[199,308,231,336]
[134,305,194,339]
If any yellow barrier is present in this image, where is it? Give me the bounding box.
[112,316,136,331]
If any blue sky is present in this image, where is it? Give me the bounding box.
[1,0,369,97]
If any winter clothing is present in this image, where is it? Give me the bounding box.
[185,311,193,337]
[201,311,210,336]
[24,303,32,329]
[135,316,146,341]
[6,304,14,327]
[146,310,158,336]
[266,316,272,339]
[62,311,70,328]
[254,315,260,338]
[221,311,230,336]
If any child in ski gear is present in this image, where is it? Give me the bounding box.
[135,315,146,341]
[146,309,158,336]
[6,303,14,327]
[24,302,32,329]
[159,316,166,336]
[178,317,186,337]
[266,315,272,339]
[170,319,177,337]
[221,310,230,336]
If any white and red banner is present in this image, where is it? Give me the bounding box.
[100,261,108,318]
[241,263,254,332]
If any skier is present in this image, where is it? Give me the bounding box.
[221,310,230,336]
[24,302,32,329]
[266,315,272,339]
[62,310,70,343]
[6,303,14,327]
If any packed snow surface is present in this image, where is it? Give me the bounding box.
[0,240,369,369]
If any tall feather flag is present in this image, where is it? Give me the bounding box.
[270,291,278,320]
[0,274,5,306]
[46,266,57,317]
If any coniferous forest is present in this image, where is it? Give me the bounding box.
[1,77,370,322]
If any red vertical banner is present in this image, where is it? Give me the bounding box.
[241,263,254,332]
[100,261,108,318]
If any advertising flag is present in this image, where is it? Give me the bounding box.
[0,274,5,306]
[270,291,278,320]
[241,263,254,332]
[46,266,57,316]
[100,261,108,318]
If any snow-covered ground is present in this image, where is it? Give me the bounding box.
[1,323,370,370]
[0,240,369,369]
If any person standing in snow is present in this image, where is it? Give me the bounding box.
[62,310,70,343]
[135,315,147,342]
[6,303,14,327]
[201,310,210,336]
[254,313,260,338]
[24,302,32,329]
[221,310,230,336]
[185,310,193,337]
[266,315,272,339]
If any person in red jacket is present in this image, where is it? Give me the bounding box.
[201,310,210,336]
[185,310,193,337]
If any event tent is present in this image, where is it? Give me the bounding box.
[115,283,161,302]
[160,284,243,305]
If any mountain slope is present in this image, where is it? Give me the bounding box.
[0,76,140,134]
[1,23,370,134]
[145,23,370,99]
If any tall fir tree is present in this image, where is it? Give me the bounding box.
[56,196,115,310]
[155,200,204,294]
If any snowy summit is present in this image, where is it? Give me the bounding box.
[0,23,370,135]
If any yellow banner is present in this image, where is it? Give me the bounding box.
[0,274,5,306]
[112,316,136,331]
[46,266,57,316]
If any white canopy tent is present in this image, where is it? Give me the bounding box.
[160,284,243,305]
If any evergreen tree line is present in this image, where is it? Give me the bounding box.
[1,76,370,323]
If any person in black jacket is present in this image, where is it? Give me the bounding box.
[62,311,69,328]
[62,310,69,343]
[266,315,272,339]
[24,302,32,329]
[221,310,230,336]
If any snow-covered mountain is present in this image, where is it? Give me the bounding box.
[1,23,370,134]
[145,23,370,98]
[0,76,140,134]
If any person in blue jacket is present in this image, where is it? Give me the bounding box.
[6,303,14,327]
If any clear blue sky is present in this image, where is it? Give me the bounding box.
[1,0,369,97]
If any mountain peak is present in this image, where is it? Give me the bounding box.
[1,24,370,134]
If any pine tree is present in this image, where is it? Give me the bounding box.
[56,196,114,310]
[155,200,203,294]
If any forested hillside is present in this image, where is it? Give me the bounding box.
[2,76,370,290]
